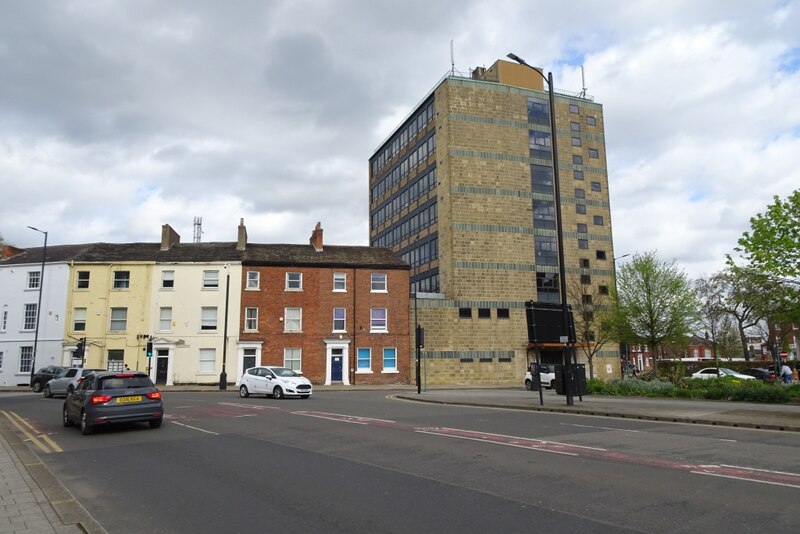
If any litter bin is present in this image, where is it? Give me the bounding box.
[554,363,587,396]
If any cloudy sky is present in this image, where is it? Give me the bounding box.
[1,0,798,279]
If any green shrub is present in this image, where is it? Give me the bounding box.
[588,376,798,403]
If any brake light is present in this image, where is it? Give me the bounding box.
[146,391,161,400]
[77,377,85,383]
[91,394,112,405]
[115,373,135,377]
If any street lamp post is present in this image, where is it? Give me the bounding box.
[27,226,48,384]
[220,263,230,390]
[507,53,574,405]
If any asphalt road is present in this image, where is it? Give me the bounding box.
[2,390,799,533]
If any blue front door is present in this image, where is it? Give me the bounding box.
[331,350,343,382]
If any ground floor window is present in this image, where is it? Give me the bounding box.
[284,348,301,371]
[357,348,371,371]
[383,347,397,371]
[198,348,216,374]
[108,350,124,372]
[19,346,33,373]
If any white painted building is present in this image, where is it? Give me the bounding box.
[0,247,74,386]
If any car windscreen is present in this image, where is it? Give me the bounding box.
[273,368,300,377]
[99,376,154,390]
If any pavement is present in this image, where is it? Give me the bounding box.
[1,384,799,533]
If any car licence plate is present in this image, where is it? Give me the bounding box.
[116,395,142,404]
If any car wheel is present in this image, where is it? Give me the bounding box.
[272,386,284,400]
[63,406,73,427]
[300,395,310,399]
[239,385,249,398]
[149,419,163,429]
[524,379,532,391]
[44,384,52,398]
[32,381,43,393]
[80,411,94,435]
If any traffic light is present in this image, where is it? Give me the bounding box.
[74,338,86,358]
[146,341,153,358]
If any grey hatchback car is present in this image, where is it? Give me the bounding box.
[63,371,164,435]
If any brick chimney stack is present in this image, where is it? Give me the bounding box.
[310,222,323,252]
[160,224,180,251]
[237,218,248,251]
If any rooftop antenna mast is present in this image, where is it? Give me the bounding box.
[450,39,455,75]
[193,216,203,243]
[579,65,588,98]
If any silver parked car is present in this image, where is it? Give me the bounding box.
[63,371,164,435]
[44,368,104,398]
[238,366,312,399]
[691,367,756,380]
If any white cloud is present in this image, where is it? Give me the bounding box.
[1,0,798,281]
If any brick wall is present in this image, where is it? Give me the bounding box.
[239,265,410,385]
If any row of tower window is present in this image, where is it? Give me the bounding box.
[371,167,437,229]
[371,134,436,202]
[372,101,435,176]
[371,201,438,249]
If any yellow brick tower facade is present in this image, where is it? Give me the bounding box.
[369,60,620,385]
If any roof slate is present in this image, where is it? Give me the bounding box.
[0,242,409,269]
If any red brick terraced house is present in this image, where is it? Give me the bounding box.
[237,223,411,386]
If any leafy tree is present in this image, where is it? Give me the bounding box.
[610,251,699,377]
[733,189,800,280]
[567,277,615,380]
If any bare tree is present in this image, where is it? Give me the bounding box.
[568,277,614,380]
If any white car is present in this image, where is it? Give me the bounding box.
[239,366,312,399]
[691,367,755,380]
[525,364,557,390]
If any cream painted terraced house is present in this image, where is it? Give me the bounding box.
[369,59,621,385]
[1,225,243,386]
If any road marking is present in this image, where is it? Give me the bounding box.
[170,421,219,435]
[219,402,281,410]
[289,409,800,489]
[560,423,640,433]
[416,427,606,456]
[293,411,396,425]
[0,410,61,454]
[234,414,259,418]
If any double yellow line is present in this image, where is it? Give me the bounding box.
[0,410,62,453]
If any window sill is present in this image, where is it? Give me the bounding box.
[284,288,303,292]
[201,287,220,291]
[283,330,303,334]
[370,330,388,334]
[199,330,218,334]
[381,369,399,374]
[244,287,260,291]
[370,290,388,294]
[332,289,347,293]
[355,369,373,374]
[243,330,258,334]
